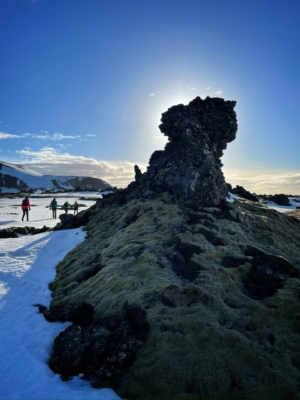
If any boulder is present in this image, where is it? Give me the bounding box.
[229,185,259,202]
[268,193,290,206]
[0,228,18,238]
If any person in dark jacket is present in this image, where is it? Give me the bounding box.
[50,198,58,219]
[73,201,79,215]
[63,201,71,214]
[21,196,31,221]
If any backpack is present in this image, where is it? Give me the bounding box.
[22,199,27,206]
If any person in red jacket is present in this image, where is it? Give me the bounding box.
[21,196,31,221]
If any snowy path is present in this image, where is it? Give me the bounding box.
[0,196,120,399]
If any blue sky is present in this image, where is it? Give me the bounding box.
[0,0,300,193]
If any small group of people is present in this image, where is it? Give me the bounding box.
[49,198,79,218]
[21,196,80,221]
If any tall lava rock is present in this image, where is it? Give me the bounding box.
[132,96,237,208]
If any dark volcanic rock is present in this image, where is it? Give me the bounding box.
[48,305,148,387]
[0,226,51,237]
[0,228,18,238]
[243,246,299,300]
[229,185,259,202]
[269,194,290,206]
[97,96,237,210]
[54,209,95,230]
[141,96,237,208]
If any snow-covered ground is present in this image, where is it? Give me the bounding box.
[0,193,120,400]
[227,193,300,212]
[0,193,102,230]
[260,197,300,212]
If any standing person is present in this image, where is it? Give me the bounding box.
[21,196,31,221]
[63,201,71,214]
[73,200,79,215]
[50,197,58,219]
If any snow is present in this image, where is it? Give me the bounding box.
[260,197,300,212]
[227,192,300,213]
[0,194,121,400]
[0,161,111,191]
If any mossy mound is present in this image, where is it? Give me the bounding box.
[44,192,300,399]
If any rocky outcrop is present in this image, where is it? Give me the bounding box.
[112,96,237,209]
[43,194,300,399]
[0,225,51,237]
[228,184,259,202]
[260,193,291,206]
[0,228,18,238]
[268,193,291,206]
[42,97,300,399]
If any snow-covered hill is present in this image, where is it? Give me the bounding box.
[0,161,112,192]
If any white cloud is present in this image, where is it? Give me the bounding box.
[214,90,223,96]
[224,169,300,195]
[150,93,155,96]
[36,132,79,140]
[40,130,49,134]
[206,87,210,90]
[0,131,79,141]
[15,147,146,188]
[86,134,96,137]
[0,132,22,139]
[190,88,196,90]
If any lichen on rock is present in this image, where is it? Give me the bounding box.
[42,97,300,399]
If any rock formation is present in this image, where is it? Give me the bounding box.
[121,96,237,208]
[227,184,259,202]
[41,97,300,399]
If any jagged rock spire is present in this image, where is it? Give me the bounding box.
[133,96,238,208]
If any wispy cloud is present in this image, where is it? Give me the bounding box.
[0,131,79,141]
[40,130,49,134]
[224,169,300,195]
[150,93,155,96]
[32,132,79,140]
[0,132,22,139]
[214,90,223,96]
[206,87,210,90]
[190,87,196,91]
[15,147,146,188]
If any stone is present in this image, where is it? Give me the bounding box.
[96,96,237,210]
[260,193,291,206]
[0,228,18,238]
[139,96,237,208]
[269,193,290,206]
[48,305,148,386]
[229,185,259,202]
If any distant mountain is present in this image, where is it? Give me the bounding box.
[0,161,112,192]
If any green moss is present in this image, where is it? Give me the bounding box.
[47,193,300,399]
